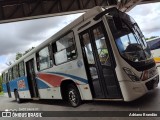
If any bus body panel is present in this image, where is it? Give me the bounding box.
[36,58,93,100]
[18,91,31,99]
[38,87,62,99]
[9,76,31,99]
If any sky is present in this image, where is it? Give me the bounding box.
[0,2,160,74]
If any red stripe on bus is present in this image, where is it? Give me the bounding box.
[37,73,64,87]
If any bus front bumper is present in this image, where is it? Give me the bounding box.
[119,75,159,102]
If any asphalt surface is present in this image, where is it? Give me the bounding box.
[0,67,160,120]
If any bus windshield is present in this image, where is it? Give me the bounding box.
[107,12,152,62]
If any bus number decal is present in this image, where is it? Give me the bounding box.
[17,80,26,89]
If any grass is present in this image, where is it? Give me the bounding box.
[0,91,4,95]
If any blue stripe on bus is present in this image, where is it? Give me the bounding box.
[36,78,50,89]
[47,72,88,84]
[9,76,29,92]
[6,72,88,93]
[9,77,51,92]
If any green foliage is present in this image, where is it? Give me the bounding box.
[6,47,35,66]
[0,91,3,95]
[16,47,35,61]
[16,52,23,60]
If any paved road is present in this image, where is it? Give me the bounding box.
[0,67,160,120]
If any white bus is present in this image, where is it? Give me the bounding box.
[2,6,159,107]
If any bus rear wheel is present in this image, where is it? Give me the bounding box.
[14,90,22,103]
[67,84,81,107]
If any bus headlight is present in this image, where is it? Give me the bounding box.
[123,67,139,81]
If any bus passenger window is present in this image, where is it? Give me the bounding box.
[36,46,53,71]
[19,62,25,77]
[53,32,77,65]
[2,73,6,83]
[8,69,13,81]
[13,65,19,79]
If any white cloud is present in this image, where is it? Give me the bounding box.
[0,63,8,75]
[128,2,160,37]
[0,13,83,73]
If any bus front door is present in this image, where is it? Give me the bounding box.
[26,59,39,98]
[79,22,122,99]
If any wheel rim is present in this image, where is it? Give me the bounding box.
[69,89,78,105]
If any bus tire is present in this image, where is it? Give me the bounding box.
[14,90,22,103]
[67,84,81,107]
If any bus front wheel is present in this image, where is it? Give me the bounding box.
[67,84,81,107]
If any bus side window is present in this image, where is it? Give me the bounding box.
[2,73,5,83]
[19,62,25,77]
[36,46,53,71]
[13,65,19,79]
[8,68,13,81]
[52,32,77,65]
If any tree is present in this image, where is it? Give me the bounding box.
[6,47,35,66]
[16,52,23,60]
[16,47,35,60]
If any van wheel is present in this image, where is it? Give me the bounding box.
[67,84,81,107]
[14,90,22,103]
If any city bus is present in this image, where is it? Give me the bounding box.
[2,6,159,107]
[146,37,160,65]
